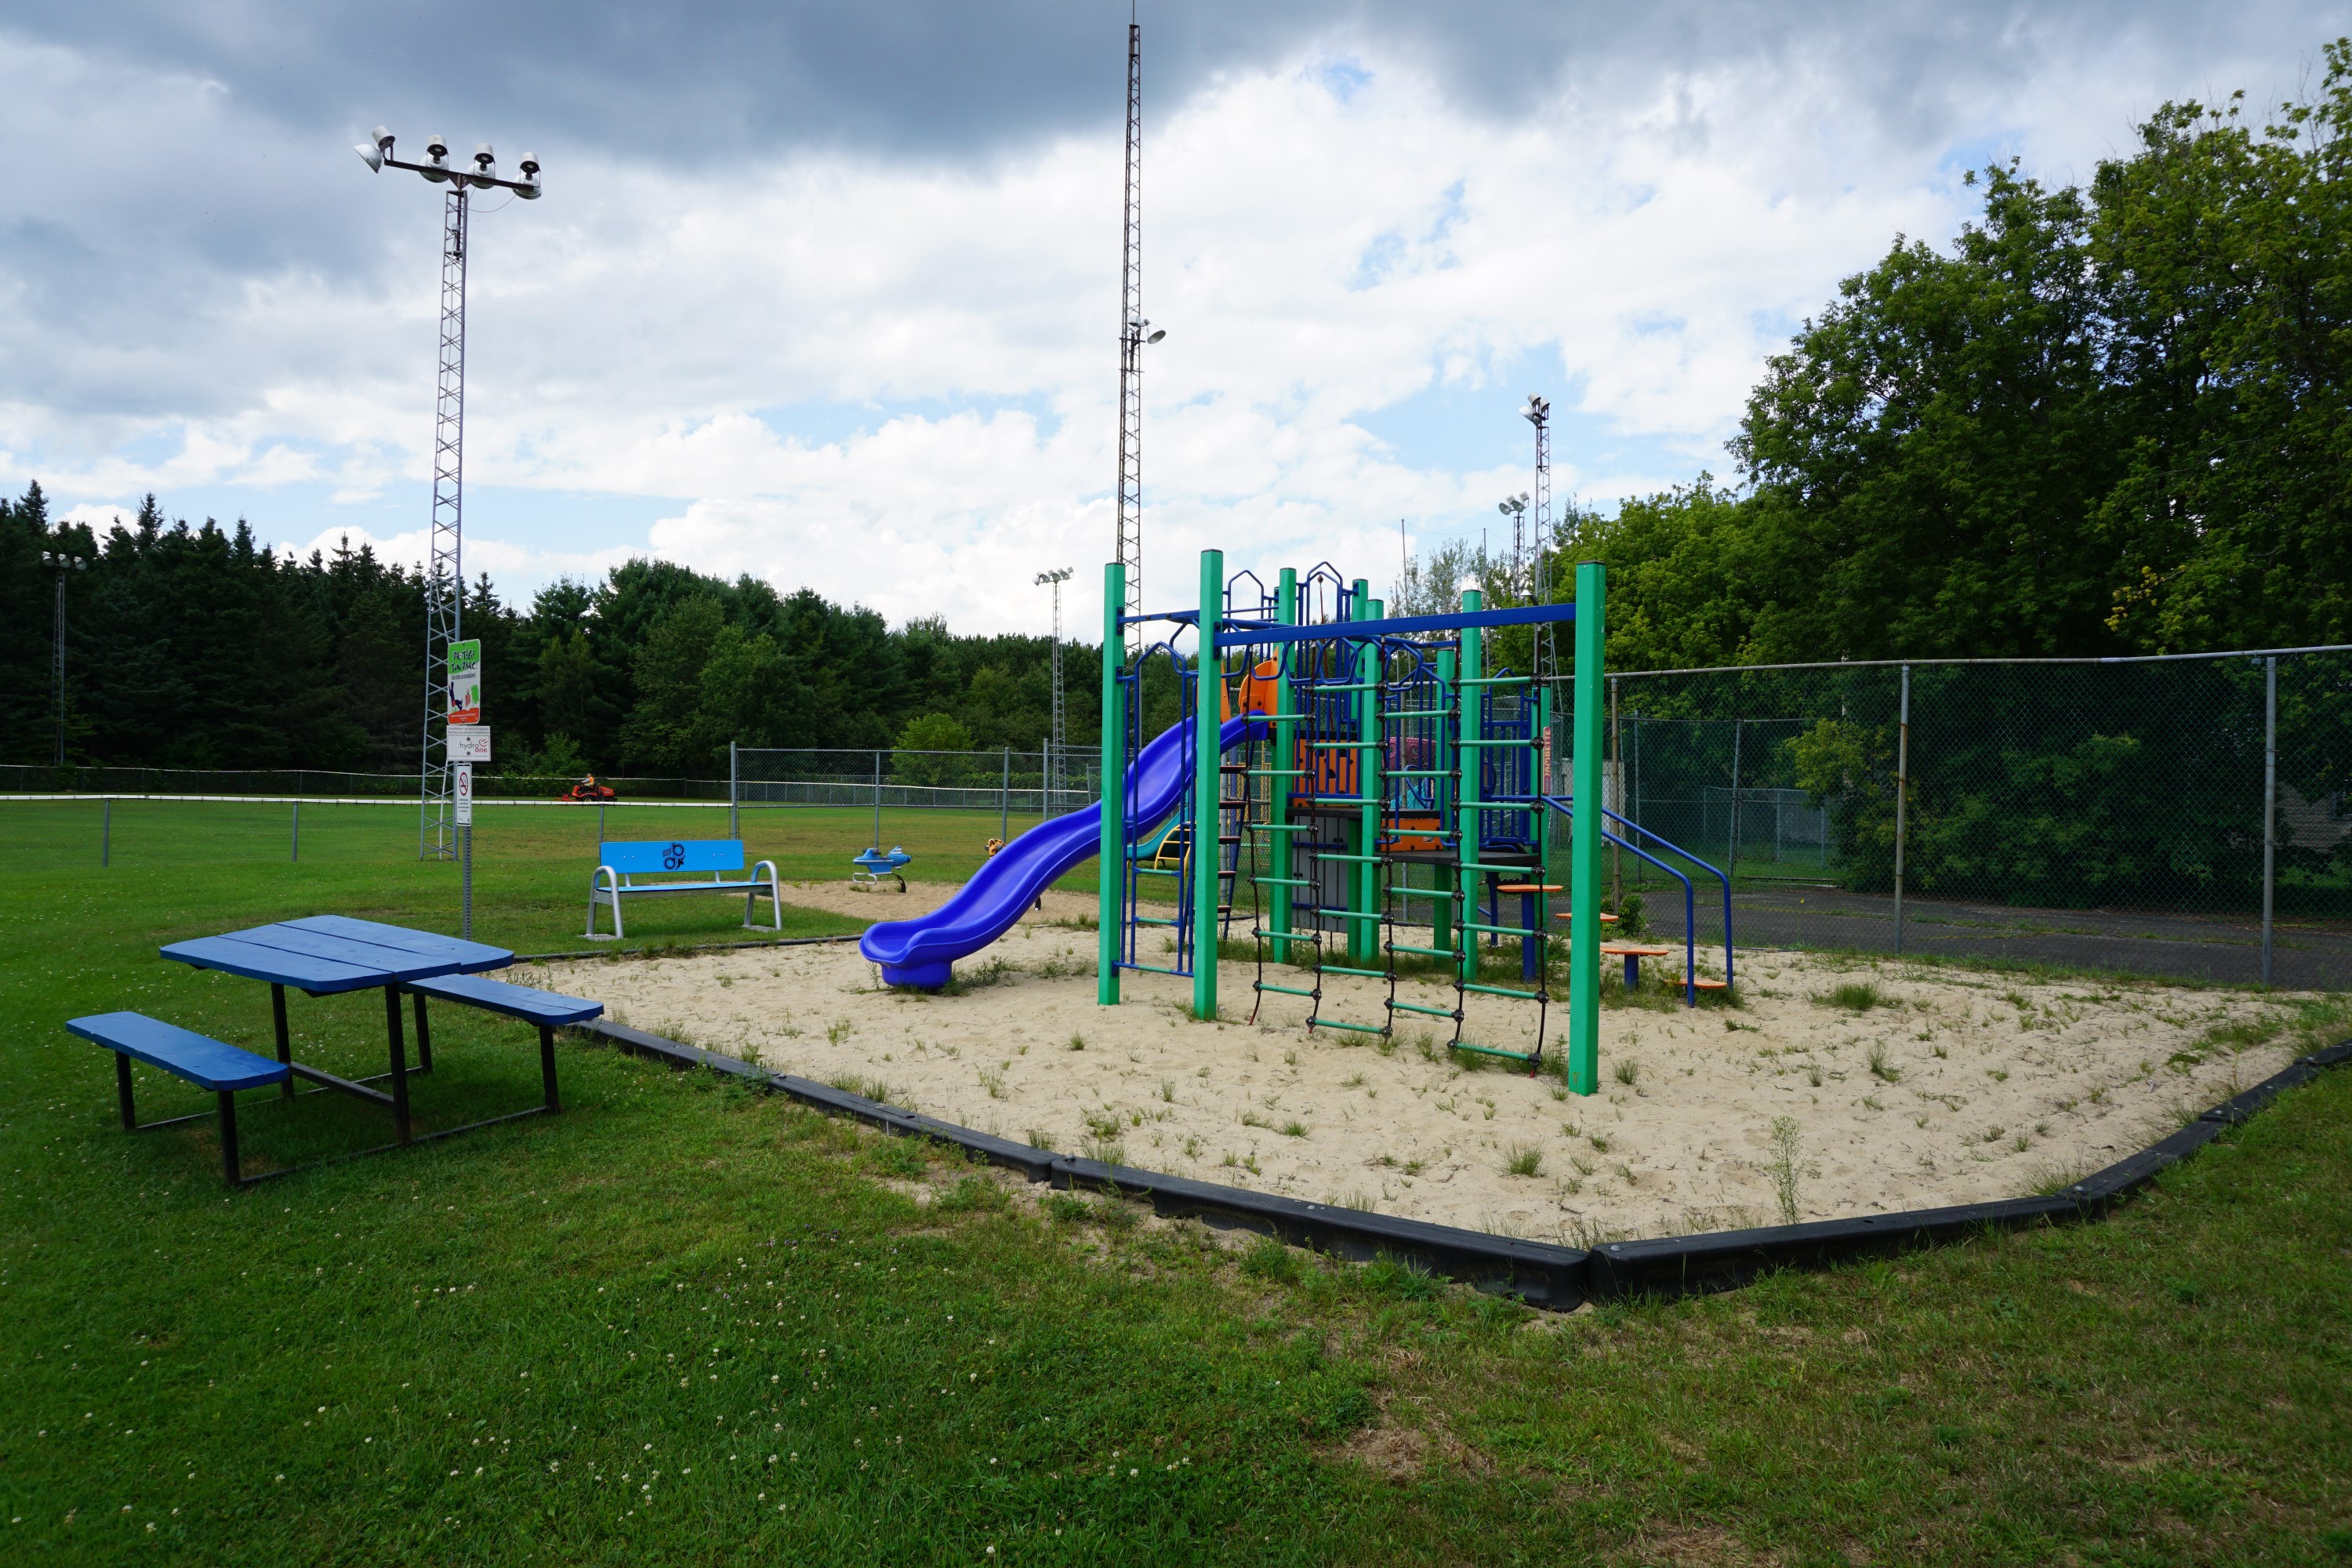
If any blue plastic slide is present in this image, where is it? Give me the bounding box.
[861,714,1263,989]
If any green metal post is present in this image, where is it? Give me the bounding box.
[1567,562,1607,1094]
[1269,567,1298,962]
[1098,563,1127,1006]
[1350,582,1377,964]
[1192,549,1224,1021]
[1455,589,1483,985]
[1432,646,1457,956]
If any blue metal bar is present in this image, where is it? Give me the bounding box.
[1533,796,1700,1007]
[1218,601,1576,647]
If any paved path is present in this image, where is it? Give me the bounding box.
[1639,883,2352,989]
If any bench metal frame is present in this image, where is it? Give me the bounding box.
[586,854,783,939]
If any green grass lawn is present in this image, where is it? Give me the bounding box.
[2,806,2350,1563]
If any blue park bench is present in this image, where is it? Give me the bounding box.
[587,839,783,940]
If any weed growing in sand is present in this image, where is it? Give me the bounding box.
[1373,1034,1398,1058]
[1240,1111,1272,1131]
[1503,1144,1543,1178]
[1083,1135,1127,1165]
[1067,1033,1086,1051]
[1403,1157,1426,1176]
[828,1073,897,1105]
[1083,1111,1123,1140]
[826,1020,855,1046]
[1283,1050,1298,1067]
[1821,982,1885,1012]
[1809,1065,1824,1087]
[976,1067,1005,1099]
[1933,1044,1949,1058]
[1158,1078,1175,1102]
[1024,1128,1053,1151]
[1570,1155,1596,1177]
[1768,1116,1804,1224]
[1613,1059,1639,1087]
[1414,1032,1439,1062]
[1988,1068,2010,1083]
[1868,1044,1902,1083]
[1341,1073,1367,1089]
[1588,1133,1613,1154]
[1280,1120,1308,1138]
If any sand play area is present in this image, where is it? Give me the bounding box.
[536,889,2310,1246]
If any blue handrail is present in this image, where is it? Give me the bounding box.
[1601,804,1734,994]
[1530,796,1695,1005]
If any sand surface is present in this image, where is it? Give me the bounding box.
[534,904,2308,1246]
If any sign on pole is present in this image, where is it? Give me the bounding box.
[454,760,474,825]
[448,724,492,762]
[447,639,483,724]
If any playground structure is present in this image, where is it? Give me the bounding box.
[858,549,1736,1098]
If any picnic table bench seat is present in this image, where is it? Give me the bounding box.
[587,839,782,939]
[67,1011,289,1184]
[401,974,604,1115]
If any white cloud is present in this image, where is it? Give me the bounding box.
[2,16,2337,631]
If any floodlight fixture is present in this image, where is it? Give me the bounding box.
[1034,567,1075,586]
[1523,393,1549,426]
[1146,328,1166,343]
[356,125,543,196]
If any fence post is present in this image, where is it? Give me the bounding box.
[1609,674,1621,915]
[2263,655,2277,985]
[1893,664,1911,955]
[872,750,883,851]
[1000,746,1011,842]
[292,800,299,864]
[729,742,739,840]
[102,797,111,866]
[1726,717,1742,887]
[1100,563,1127,1005]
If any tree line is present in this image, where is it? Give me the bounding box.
[0,490,1094,778]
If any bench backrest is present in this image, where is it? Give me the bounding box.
[601,839,746,876]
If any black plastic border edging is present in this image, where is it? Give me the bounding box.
[579,1019,2351,1311]
[520,934,862,964]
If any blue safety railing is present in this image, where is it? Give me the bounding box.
[1526,795,1734,1005]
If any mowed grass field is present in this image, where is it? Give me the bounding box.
[2,798,2350,1564]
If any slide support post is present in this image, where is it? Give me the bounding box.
[1567,562,1607,1095]
[1099,563,1127,1005]
[1192,549,1223,1021]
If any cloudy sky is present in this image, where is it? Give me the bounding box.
[2,2,2343,634]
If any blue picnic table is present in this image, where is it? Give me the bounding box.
[161,915,520,1145]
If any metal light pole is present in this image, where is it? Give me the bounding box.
[42,547,89,768]
[1036,568,1074,809]
[356,126,543,860]
[1114,13,1166,655]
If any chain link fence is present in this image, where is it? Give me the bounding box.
[1595,647,2352,989]
[731,747,1098,818]
[0,764,733,800]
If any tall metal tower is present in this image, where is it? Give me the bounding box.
[1115,12,1163,654]
[357,128,543,858]
[1036,567,1073,804]
[1524,394,1551,599]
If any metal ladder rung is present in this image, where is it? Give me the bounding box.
[1120,961,1191,978]
[1318,964,1385,979]
[1388,1000,1458,1020]
[1452,1040,1537,1064]
[1245,823,1312,833]
[1387,942,1456,958]
[1254,982,1317,998]
[1250,876,1315,887]
[1392,887,1461,902]
[1462,982,1545,1000]
[1461,920,1541,938]
[1308,1018,1389,1036]
[1133,916,1183,927]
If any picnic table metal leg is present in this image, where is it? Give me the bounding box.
[115,1051,136,1131]
[412,990,434,1073]
[271,983,294,1099]
[539,1022,561,1113]
[218,1091,241,1185]
[383,985,412,1145]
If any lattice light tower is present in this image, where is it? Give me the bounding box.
[1524,393,1554,669]
[1036,567,1074,803]
[1115,11,1165,655]
[356,126,543,858]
